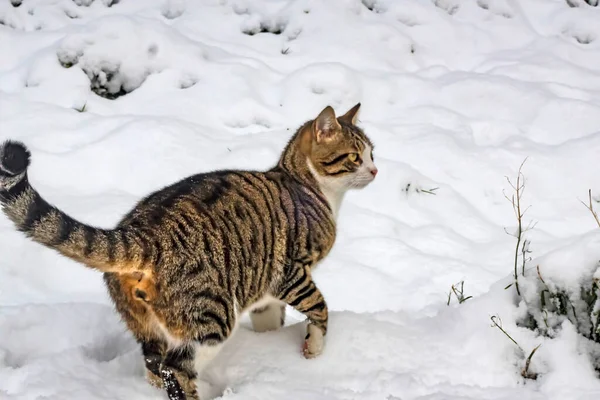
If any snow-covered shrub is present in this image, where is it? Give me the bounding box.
[567,0,599,7]
[520,257,600,341]
[56,16,214,99]
[517,231,600,370]
[240,13,287,36]
[161,0,185,20]
[72,0,119,7]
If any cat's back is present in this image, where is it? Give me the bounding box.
[114,167,334,267]
[117,169,288,228]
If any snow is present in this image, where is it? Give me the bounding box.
[1,0,600,399]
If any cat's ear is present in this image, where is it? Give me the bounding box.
[314,106,341,143]
[339,102,361,125]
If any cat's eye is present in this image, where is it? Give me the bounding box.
[348,153,358,162]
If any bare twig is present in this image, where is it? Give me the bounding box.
[579,189,600,228]
[503,158,535,296]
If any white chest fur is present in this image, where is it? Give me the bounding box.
[307,160,345,220]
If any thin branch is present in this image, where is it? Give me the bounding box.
[525,220,538,231]
[579,189,600,228]
[504,160,523,294]
[503,158,536,295]
[503,227,517,238]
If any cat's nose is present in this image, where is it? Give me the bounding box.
[370,168,378,177]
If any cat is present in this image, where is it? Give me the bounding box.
[0,104,377,400]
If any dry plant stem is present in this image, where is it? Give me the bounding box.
[491,316,541,380]
[522,344,541,379]
[521,239,532,277]
[580,189,600,228]
[447,281,473,305]
[536,265,545,284]
[452,285,462,302]
[419,187,439,195]
[504,158,530,296]
[490,316,521,349]
[453,281,472,303]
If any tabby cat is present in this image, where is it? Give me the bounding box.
[0,104,377,400]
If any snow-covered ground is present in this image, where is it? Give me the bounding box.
[1,0,600,399]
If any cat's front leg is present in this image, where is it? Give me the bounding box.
[277,265,328,359]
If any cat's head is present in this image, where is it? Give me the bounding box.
[302,104,377,193]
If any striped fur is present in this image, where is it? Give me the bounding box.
[0,104,376,400]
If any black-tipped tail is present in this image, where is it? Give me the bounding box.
[0,141,147,274]
[0,140,31,178]
[0,140,31,205]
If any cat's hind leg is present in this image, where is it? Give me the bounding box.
[161,344,199,400]
[103,273,170,389]
[160,286,236,399]
[139,338,167,389]
[160,338,228,399]
[250,301,286,332]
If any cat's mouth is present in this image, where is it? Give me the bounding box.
[351,174,376,189]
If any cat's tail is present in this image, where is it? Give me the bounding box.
[0,140,148,274]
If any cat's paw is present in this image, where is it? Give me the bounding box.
[302,324,324,359]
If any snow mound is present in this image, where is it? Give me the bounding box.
[56,16,217,98]
[0,0,120,31]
